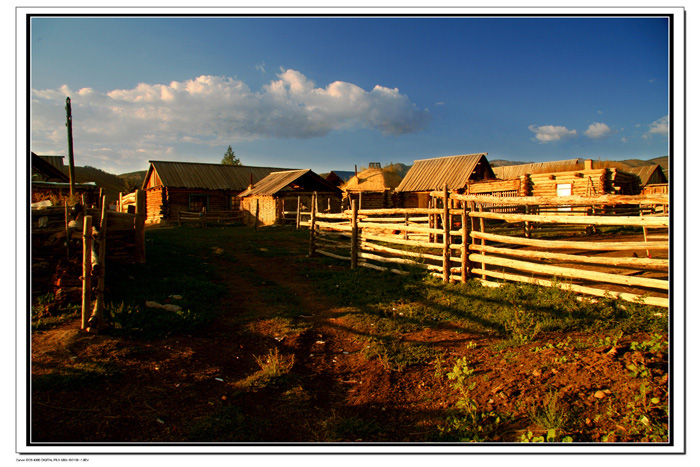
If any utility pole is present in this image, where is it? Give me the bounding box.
[65,97,76,198]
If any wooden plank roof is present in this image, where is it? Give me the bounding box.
[144,160,293,191]
[395,153,493,192]
[626,164,667,185]
[238,169,341,197]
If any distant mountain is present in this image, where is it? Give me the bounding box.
[489,159,534,167]
[70,166,128,202]
[384,162,411,178]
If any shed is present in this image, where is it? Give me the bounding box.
[395,153,495,207]
[238,169,343,226]
[490,158,641,197]
[142,160,292,223]
[341,164,404,209]
[32,153,68,182]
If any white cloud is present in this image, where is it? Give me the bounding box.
[644,115,669,139]
[528,124,577,143]
[31,70,430,168]
[584,122,613,139]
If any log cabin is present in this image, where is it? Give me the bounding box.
[238,169,343,226]
[142,160,292,224]
[395,153,496,207]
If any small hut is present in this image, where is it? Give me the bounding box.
[341,163,404,210]
[142,161,291,224]
[238,169,343,226]
[395,153,495,207]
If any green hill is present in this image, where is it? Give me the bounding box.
[118,170,148,191]
[69,166,128,202]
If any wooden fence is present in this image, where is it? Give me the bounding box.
[32,190,147,332]
[301,190,669,307]
[177,208,244,227]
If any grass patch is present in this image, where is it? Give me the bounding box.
[237,348,295,389]
[32,361,119,391]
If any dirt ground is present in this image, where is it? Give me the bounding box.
[29,231,669,446]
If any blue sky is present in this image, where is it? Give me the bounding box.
[29,15,670,174]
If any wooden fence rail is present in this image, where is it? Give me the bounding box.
[303,188,669,307]
[177,209,244,227]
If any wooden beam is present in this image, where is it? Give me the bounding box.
[471,231,668,251]
[468,253,668,290]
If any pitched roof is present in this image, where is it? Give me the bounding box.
[626,164,667,185]
[31,152,69,182]
[342,167,404,192]
[395,153,493,192]
[238,169,341,197]
[144,160,293,191]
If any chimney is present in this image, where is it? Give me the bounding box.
[584,159,593,170]
[249,173,253,189]
[355,165,358,178]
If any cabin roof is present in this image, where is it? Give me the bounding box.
[626,164,667,185]
[395,153,493,192]
[144,160,293,191]
[238,169,341,197]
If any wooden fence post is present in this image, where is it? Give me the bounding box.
[64,199,70,260]
[135,189,146,263]
[308,192,317,257]
[296,196,301,229]
[81,215,93,330]
[461,201,470,283]
[89,195,108,331]
[478,203,486,280]
[351,199,358,269]
[443,185,450,283]
[254,200,259,231]
[404,213,409,240]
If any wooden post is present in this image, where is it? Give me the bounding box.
[203,207,208,229]
[135,189,146,263]
[81,215,93,330]
[178,210,182,226]
[404,213,409,240]
[641,205,651,258]
[296,196,301,229]
[443,185,450,283]
[254,200,259,231]
[524,204,531,238]
[118,192,123,213]
[461,202,469,283]
[89,196,108,331]
[64,199,70,260]
[65,97,76,198]
[308,192,317,257]
[359,191,362,211]
[351,199,358,269]
[478,203,486,280]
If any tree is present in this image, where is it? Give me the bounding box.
[221,146,241,165]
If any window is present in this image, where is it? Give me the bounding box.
[189,194,209,212]
[557,184,572,212]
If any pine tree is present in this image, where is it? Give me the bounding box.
[221,146,241,165]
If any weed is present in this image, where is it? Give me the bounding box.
[630,334,668,353]
[437,356,512,442]
[529,390,569,432]
[238,348,295,389]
